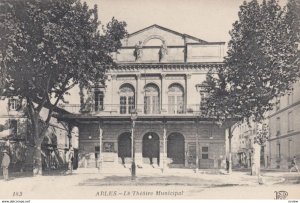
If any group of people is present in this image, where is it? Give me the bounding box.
[1,147,75,181]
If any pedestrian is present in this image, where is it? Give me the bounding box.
[290,156,299,172]
[1,149,10,181]
[67,148,74,174]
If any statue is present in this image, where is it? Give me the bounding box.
[159,41,168,62]
[134,41,143,61]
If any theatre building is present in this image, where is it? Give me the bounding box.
[59,24,227,171]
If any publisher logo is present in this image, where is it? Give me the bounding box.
[274,191,288,200]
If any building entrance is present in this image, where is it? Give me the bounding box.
[167,133,185,165]
[142,132,160,165]
[118,132,132,164]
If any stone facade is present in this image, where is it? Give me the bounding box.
[60,25,227,170]
[267,80,300,169]
[0,97,78,171]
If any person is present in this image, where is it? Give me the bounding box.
[290,156,299,172]
[67,148,74,174]
[1,149,10,181]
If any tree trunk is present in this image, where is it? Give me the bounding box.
[31,114,44,176]
[228,126,232,173]
[251,142,261,176]
[33,145,43,176]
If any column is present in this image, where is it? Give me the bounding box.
[161,74,167,113]
[162,122,167,172]
[111,75,117,113]
[98,122,103,172]
[136,74,143,113]
[195,118,199,173]
[185,74,191,112]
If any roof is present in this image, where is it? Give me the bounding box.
[128,24,208,44]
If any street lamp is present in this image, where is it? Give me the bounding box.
[131,111,138,180]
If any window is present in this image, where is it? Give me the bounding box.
[202,146,209,159]
[144,84,160,114]
[119,84,135,114]
[9,99,19,111]
[168,84,184,114]
[276,117,280,135]
[287,93,293,105]
[288,140,292,160]
[276,97,280,110]
[94,91,104,112]
[9,119,17,136]
[288,111,293,131]
[277,143,281,159]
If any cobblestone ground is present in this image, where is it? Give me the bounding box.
[0,169,299,199]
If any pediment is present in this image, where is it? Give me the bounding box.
[122,24,207,47]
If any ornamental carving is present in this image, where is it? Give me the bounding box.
[159,41,168,62]
[133,41,143,61]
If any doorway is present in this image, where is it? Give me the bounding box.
[167,133,185,164]
[142,132,160,165]
[118,132,132,164]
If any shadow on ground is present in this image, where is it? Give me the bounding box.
[78,175,246,187]
[275,174,300,185]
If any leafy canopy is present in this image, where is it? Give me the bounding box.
[0,0,127,107]
[204,0,300,123]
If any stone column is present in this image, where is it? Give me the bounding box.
[161,74,167,113]
[185,74,191,112]
[162,124,167,172]
[98,123,103,172]
[136,74,143,113]
[111,75,117,113]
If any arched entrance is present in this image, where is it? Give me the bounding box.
[142,132,160,165]
[167,133,185,165]
[118,132,132,164]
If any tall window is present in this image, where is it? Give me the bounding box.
[119,84,135,114]
[144,84,160,114]
[8,98,19,111]
[202,146,209,159]
[276,97,280,110]
[277,143,281,159]
[287,93,293,105]
[94,91,104,112]
[288,111,293,131]
[168,84,184,114]
[276,117,280,135]
[9,119,17,136]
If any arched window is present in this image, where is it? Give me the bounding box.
[119,84,135,114]
[168,84,184,114]
[144,84,160,114]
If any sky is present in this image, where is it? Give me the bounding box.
[84,0,288,43]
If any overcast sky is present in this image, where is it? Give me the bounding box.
[84,0,288,43]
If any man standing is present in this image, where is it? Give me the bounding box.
[1,149,10,181]
[290,156,299,172]
[66,148,74,174]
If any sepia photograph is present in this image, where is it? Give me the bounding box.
[0,0,299,201]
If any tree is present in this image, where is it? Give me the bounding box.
[204,0,300,175]
[0,0,127,175]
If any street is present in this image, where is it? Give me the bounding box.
[0,169,299,199]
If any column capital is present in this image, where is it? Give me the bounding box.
[111,74,117,80]
[161,73,167,79]
[186,74,191,79]
[136,74,142,80]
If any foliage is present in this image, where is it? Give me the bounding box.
[254,123,269,146]
[0,0,127,173]
[204,0,300,123]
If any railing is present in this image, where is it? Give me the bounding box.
[59,103,203,115]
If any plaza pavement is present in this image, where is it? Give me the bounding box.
[0,168,299,199]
